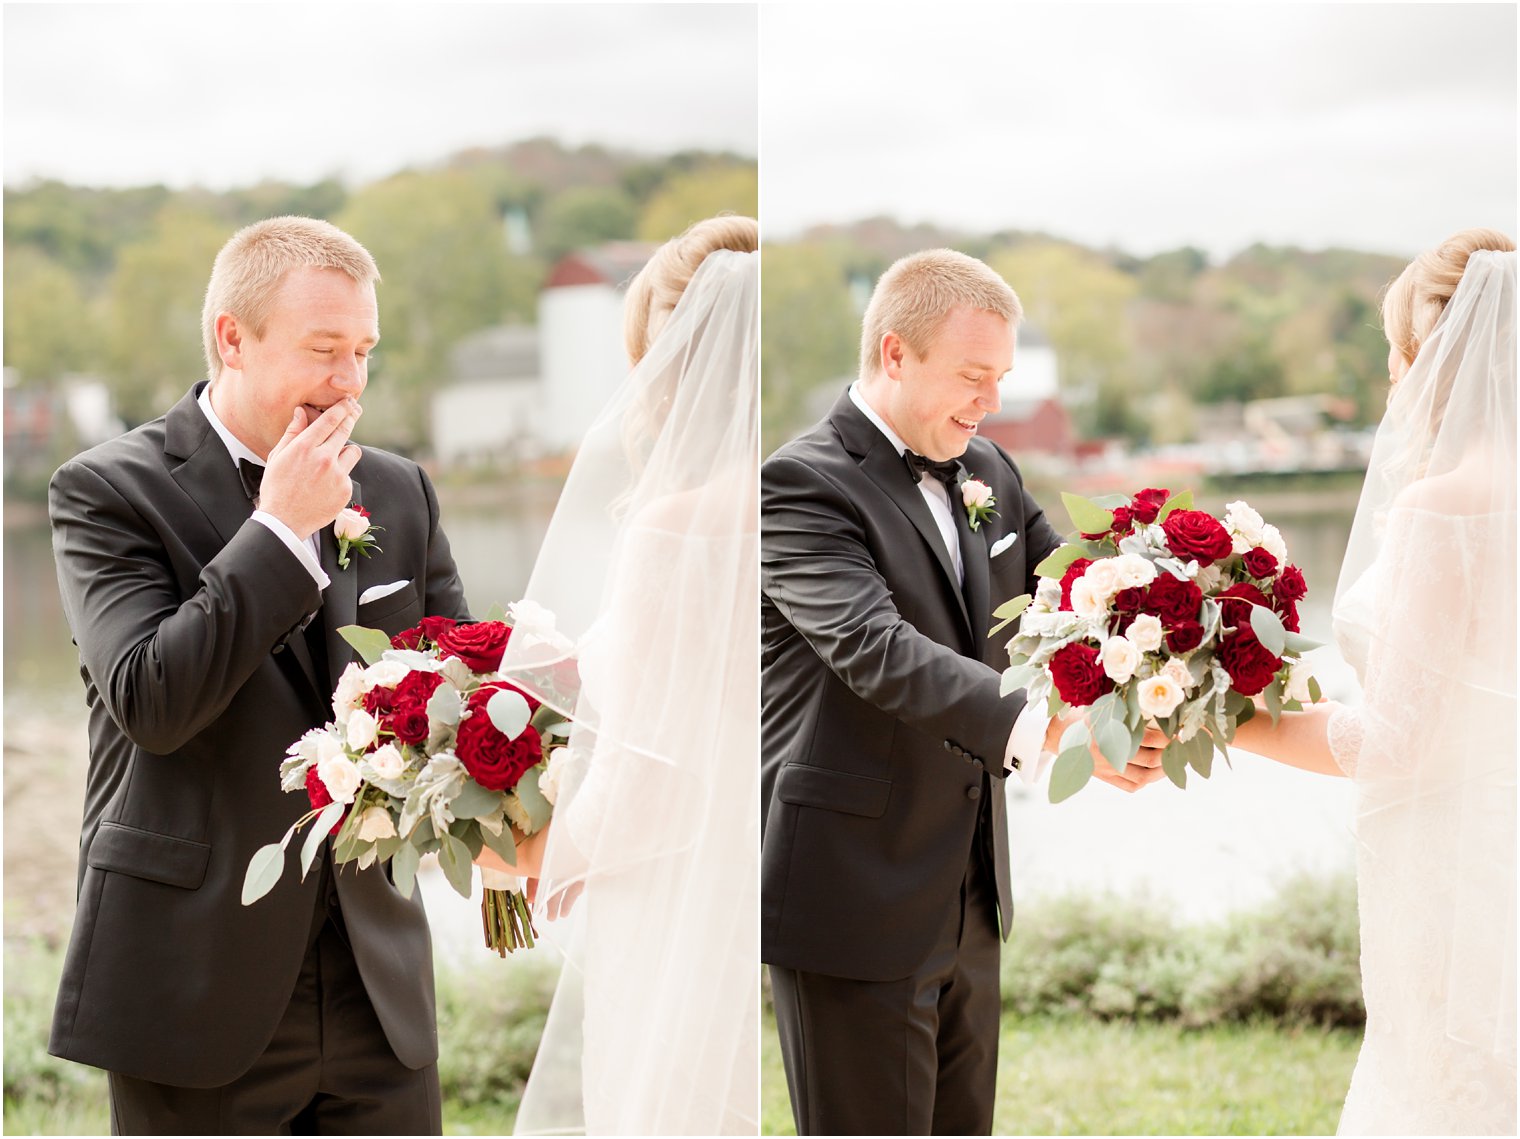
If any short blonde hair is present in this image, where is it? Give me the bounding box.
[623,214,758,366]
[202,216,380,378]
[1382,227,1515,366]
[859,249,1022,380]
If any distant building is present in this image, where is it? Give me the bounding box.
[982,326,1074,457]
[432,326,540,467]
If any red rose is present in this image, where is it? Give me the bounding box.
[1143,575,1203,625]
[1274,565,1308,603]
[1114,586,1145,613]
[1160,510,1233,565]
[1218,629,1282,697]
[1165,621,1205,653]
[1131,487,1171,525]
[363,685,399,716]
[437,620,512,674]
[1274,596,1301,633]
[384,707,431,746]
[1217,582,1270,630]
[1059,559,1093,611]
[395,670,444,706]
[1049,642,1113,708]
[304,767,345,835]
[390,627,424,651]
[391,615,460,651]
[1242,547,1279,579]
[454,687,543,792]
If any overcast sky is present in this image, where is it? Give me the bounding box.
[761,3,1516,259]
[3,4,758,190]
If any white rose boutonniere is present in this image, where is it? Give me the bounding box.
[961,477,998,532]
[334,504,382,570]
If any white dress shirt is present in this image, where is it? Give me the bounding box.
[848,383,1049,780]
[198,384,330,592]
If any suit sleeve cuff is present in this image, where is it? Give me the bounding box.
[251,511,331,591]
[1007,699,1053,785]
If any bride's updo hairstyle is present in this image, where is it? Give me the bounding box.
[1382,227,1515,369]
[624,214,758,367]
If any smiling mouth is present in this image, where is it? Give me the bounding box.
[952,416,979,433]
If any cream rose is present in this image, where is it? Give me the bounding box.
[1285,658,1315,703]
[367,742,406,781]
[317,754,362,804]
[332,662,366,721]
[1127,613,1164,653]
[1161,657,1193,691]
[1136,674,1186,719]
[333,507,371,542]
[962,479,994,509]
[1100,637,1141,684]
[1083,559,1122,600]
[1260,523,1287,564]
[539,750,567,806]
[1070,577,1108,622]
[345,708,379,751]
[1225,500,1265,546]
[355,805,397,841]
[361,660,409,691]
[1112,553,1157,590]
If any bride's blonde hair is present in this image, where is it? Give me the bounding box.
[1382,227,1515,368]
[624,215,758,367]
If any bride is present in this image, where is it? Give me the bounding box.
[1228,229,1515,1134]
[482,215,759,1134]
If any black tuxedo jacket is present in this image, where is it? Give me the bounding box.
[47,382,470,1087]
[760,390,1063,982]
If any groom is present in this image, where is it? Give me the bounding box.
[47,217,469,1133]
[761,249,1163,1135]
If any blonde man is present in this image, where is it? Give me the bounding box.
[48,216,468,1134]
[761,249,1161,1134]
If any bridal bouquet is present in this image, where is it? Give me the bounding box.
[241,605,575,954]
[994,488,1322,802]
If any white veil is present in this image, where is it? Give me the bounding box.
[1331,250,1516,1092]
[505,249,759,1135]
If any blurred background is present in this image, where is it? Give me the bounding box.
[759,4,1515,1133]
[3,3,756,1132]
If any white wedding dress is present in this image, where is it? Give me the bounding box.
[1326,250,1516,1136]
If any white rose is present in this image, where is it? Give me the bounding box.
[539,750,566,806]
[1285,658,1315,703]
[1070,577,1108,622]
[355,805,396,841]
[1112,553,1157,590]
[1260,523,1287,564]
[1225,500,1265,545]
[961,478,993,509]
[346,708,379,751]
[316,733,346,765]
[333,507,371,542]
[503,792,534,834]
[1195,564,1224,593]
[367,742,406,781]
[1161,657,1193,691]
[361,660,409,692]
[1083,559,1122,600]
[1100,637,1141,684]
[1033,577,1063,613]
[332,662,366,721]
[1127,613,1164,653]
[317,754,362,804]
[1135,674,1186,719]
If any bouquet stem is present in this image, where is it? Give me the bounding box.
[481,887,537,955]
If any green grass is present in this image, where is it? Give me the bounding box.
[762,1009,1360,1135]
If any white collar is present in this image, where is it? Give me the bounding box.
[197,381,263,468]
[848,381,909,457]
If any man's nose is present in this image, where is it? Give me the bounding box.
[977,377,1001,415]
[330,357,366,394]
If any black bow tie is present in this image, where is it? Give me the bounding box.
[904,450,960,487]
[238,458,265,503]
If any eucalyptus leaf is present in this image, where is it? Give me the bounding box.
[1161,740,1188,789]
[514,767,553,833]
[241,843,286,905]
[1264,682,1282,725]
[486,688,532,740]
[484,602,508,622]
[391,842,420,899]
[451,817,484,857]
[300,803,344,879]
[338,625,392,666]
[1283,630,1326,654]
[1156,490,1194,522]
[1061,492,1116,536]
[451,780,504,820]
[1249,605,1287,656]
[426,683,464,727]
[1094,720,1132,776]
[1059,719,1091,754]
[1089,493,1131,509]
[1124,683,1143,728]
[1236,701,1256,728]
[1049,747,1095,804]
[1307,676,1323,704]
[1187,734,1214,778]
[437,831,475,898]
[1033,543,1087,579]
[989,594,1032,638]
[479,818,518,867]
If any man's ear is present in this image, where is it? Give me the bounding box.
[880,331,907,381]
[215,312,246,372]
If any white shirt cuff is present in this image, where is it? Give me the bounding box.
[1006,699,1054,786]
[251,511,331,591]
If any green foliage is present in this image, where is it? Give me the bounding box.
[638,163,758,242]
[538,186,638,261]
[3,248,100,381]
[760,242,858,452]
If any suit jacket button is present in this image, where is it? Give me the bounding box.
[966,785,982,800]
[943,740,952,751]
[273,643,285,654]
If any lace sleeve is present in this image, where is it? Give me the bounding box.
[1326,704,1363,776]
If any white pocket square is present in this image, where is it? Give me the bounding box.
[359,580,410,605]
[990,532,1019,558]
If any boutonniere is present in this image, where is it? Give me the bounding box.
[334,505,383,570]
[961,477,998,532]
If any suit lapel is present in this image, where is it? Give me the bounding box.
[831,392,973,637]
[317,478,362,693]
[953,469,992,656]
